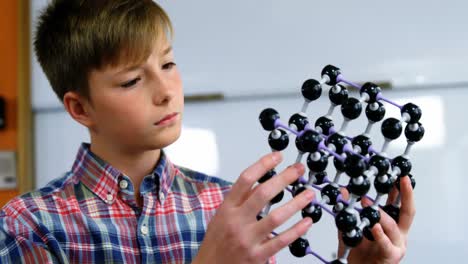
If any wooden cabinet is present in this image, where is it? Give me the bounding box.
[0,0,32,208]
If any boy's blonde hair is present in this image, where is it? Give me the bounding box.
[34,0,173,102]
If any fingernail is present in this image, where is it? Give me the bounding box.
[293,163,303,173]
[304,189,314,200]
[272,152,282,163]
[303,217,313,227]
[375,224,383,234]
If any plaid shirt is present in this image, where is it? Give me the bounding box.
[0,143,244,263]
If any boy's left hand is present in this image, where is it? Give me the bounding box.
[338,176,415,264]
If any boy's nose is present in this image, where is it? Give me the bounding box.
[151,79,174,105]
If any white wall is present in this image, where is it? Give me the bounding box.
[32,0,468,110]
[31,0,467,263]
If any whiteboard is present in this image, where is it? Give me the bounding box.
[31,0,468,110]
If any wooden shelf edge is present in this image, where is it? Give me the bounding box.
[17,0,34,194]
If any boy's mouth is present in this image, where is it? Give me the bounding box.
[155,112,179,126]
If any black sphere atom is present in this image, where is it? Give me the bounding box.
[334,157,345,172]
[369,155,390,176]
[290,179,300,187]
[363,226,375,241]
[289,237,310,258]
[271,190,284,204]
[335,210,358,232]
[396,173,416,191]
[344,154,367,178]
[259,108,279,131]
[341,97,363,120]
[332,202,345,215]
[307,150,329,172]
[256,214,263,221]
[321,184,341,205]
[392,155,412,176]
[313,171,328,185]
[301,79,322,101]
[381,118,402,140]
[268,129,289,151]
[347,176,371,196]
[401,103,422,123]
[315,116,334,135]
[302,204,323,223]
[366,102,386,122]
[321,64,341,85]
[289,112,309,131]
[333,202,345,214]
[292,185,307,197]
[258,169,276,183]
[352,134,372,155]
[342,227,364,247]
[360,82,381,103]
[405,122,425,142]
[382,204,400,223]
[326,133,347,154]
[360,206,380,228]
[329,84,349,106]
[374,174,394,194]
[295,130,322,153]
[330,259,347,264]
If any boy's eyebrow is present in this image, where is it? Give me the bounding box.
[161,46,172,56]
[115,64,142,75]
[114,46,173,76]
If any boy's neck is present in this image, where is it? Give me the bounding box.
[89,139,161,205]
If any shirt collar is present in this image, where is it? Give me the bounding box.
[72,143,177,205]
[151,148,177,203]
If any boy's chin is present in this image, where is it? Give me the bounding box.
[148,129,182,150]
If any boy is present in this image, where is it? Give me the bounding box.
[0,0,415,263]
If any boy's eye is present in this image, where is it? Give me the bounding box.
[162,62,176,70]
[120,77,141,88]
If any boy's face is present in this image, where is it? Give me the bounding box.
[83,41,184,153]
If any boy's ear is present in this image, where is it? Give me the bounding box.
[63,91,94,129]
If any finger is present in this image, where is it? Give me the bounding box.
[361,196,373,207]
[371,224,394,255]
[339,187,350,201]
[398,176,416,233]
[241,182,263,209]
[379,207,402,246]
[243,163,305,216]
[386,185,399,205]
[227,152,283,205]
[259,217,313,259]
[255,189,315,239]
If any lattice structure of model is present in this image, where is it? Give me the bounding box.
[257,65,424,263]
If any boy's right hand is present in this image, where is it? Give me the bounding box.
[193,152,315,264]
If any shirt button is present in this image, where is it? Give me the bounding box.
[141,225,149,235]
[159,192,165,201]
[106,194,113,203]
[119,180,128,189]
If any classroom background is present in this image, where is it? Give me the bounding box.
[1,1,466,263]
